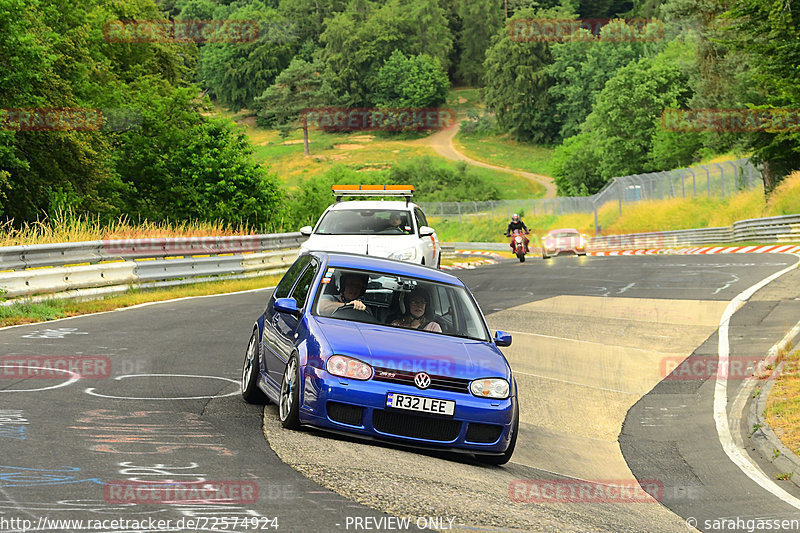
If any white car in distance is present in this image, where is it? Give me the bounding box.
[299,185,441,268]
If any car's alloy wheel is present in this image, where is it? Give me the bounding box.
[279,356,301,429]
[241,330,268,404]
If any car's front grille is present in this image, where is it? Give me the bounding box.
[327,402,364,426]
[372,366,470,393]
[372,410,462,442]
[466,422,503,444]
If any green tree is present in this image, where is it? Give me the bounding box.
[552,41,694,192]
[455,0,503,86]
[548,20,658,139]
[113,82,284,226]
[320,0,453,106]
[197,2,296,111]
[278,0,346,45]
[723,0,800,189]
[373,51,450,108]
[483,7,571,143]
[256,58,338,156]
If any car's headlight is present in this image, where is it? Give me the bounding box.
[389,247,417,261]
[470,378,510,399]
[326,355,373,380]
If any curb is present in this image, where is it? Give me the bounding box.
[748,373,800,487]
[588,244,800,256]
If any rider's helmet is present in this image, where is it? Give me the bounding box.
[511,213,520,223]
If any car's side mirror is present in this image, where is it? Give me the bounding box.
[419,225,435,237]
[274,297,300,315]
[494,330,512,347]
[299,226,313,236]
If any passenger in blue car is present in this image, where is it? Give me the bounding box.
[391,287,442,333]
[318,272,369,315]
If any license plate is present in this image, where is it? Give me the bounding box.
[386,393,455,416]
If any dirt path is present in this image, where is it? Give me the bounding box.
[421,122,558,199]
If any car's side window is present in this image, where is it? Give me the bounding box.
[274,256,311,300]
[414,207,429,229]
[289,260,319,309]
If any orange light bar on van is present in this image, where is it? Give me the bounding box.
[331,185,415,200]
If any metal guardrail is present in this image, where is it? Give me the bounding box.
[0,234,304,303]
[2,212,797,304]
[445,214,800,253]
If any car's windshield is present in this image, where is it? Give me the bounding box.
[315,209,413,235]
[551,232,578,238]
[313,267,489,341]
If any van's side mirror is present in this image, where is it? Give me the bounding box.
[299,226,313,236]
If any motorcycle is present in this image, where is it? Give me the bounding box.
[506,229,529,263]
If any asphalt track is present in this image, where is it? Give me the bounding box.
[1,253,799,532]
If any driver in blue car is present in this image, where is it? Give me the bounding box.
[318,273,368,315]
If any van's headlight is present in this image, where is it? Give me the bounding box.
[389,248,417,261]
[470,378,510,399]
[326,355,373,380]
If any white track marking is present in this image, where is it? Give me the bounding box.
[0,364,80,393]
[714,255,800,509]
[513,370,639,395]
[84,373,240,400]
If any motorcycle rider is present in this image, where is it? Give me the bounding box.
[505,213,530,252]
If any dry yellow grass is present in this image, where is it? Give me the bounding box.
[765,346,800,456]
[0,212,253,247]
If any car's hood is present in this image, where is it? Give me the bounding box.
[302,234,415,258]
[313,317,510,379]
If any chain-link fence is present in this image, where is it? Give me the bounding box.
[419,158,762,229]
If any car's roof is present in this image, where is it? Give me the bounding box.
[548,228,579,233]
[309,251,461,285]
[327,200,418,211]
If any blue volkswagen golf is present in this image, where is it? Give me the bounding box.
[241,251,518,465]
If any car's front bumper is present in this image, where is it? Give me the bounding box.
[298,364,516,454]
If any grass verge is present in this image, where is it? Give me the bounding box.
[453,131,555,177]
[0,275,282,328]
[764,346,800,456]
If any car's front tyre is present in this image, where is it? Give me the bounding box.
[279,355,301,429]
[242,329,269,404]
[475,406,518,466]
